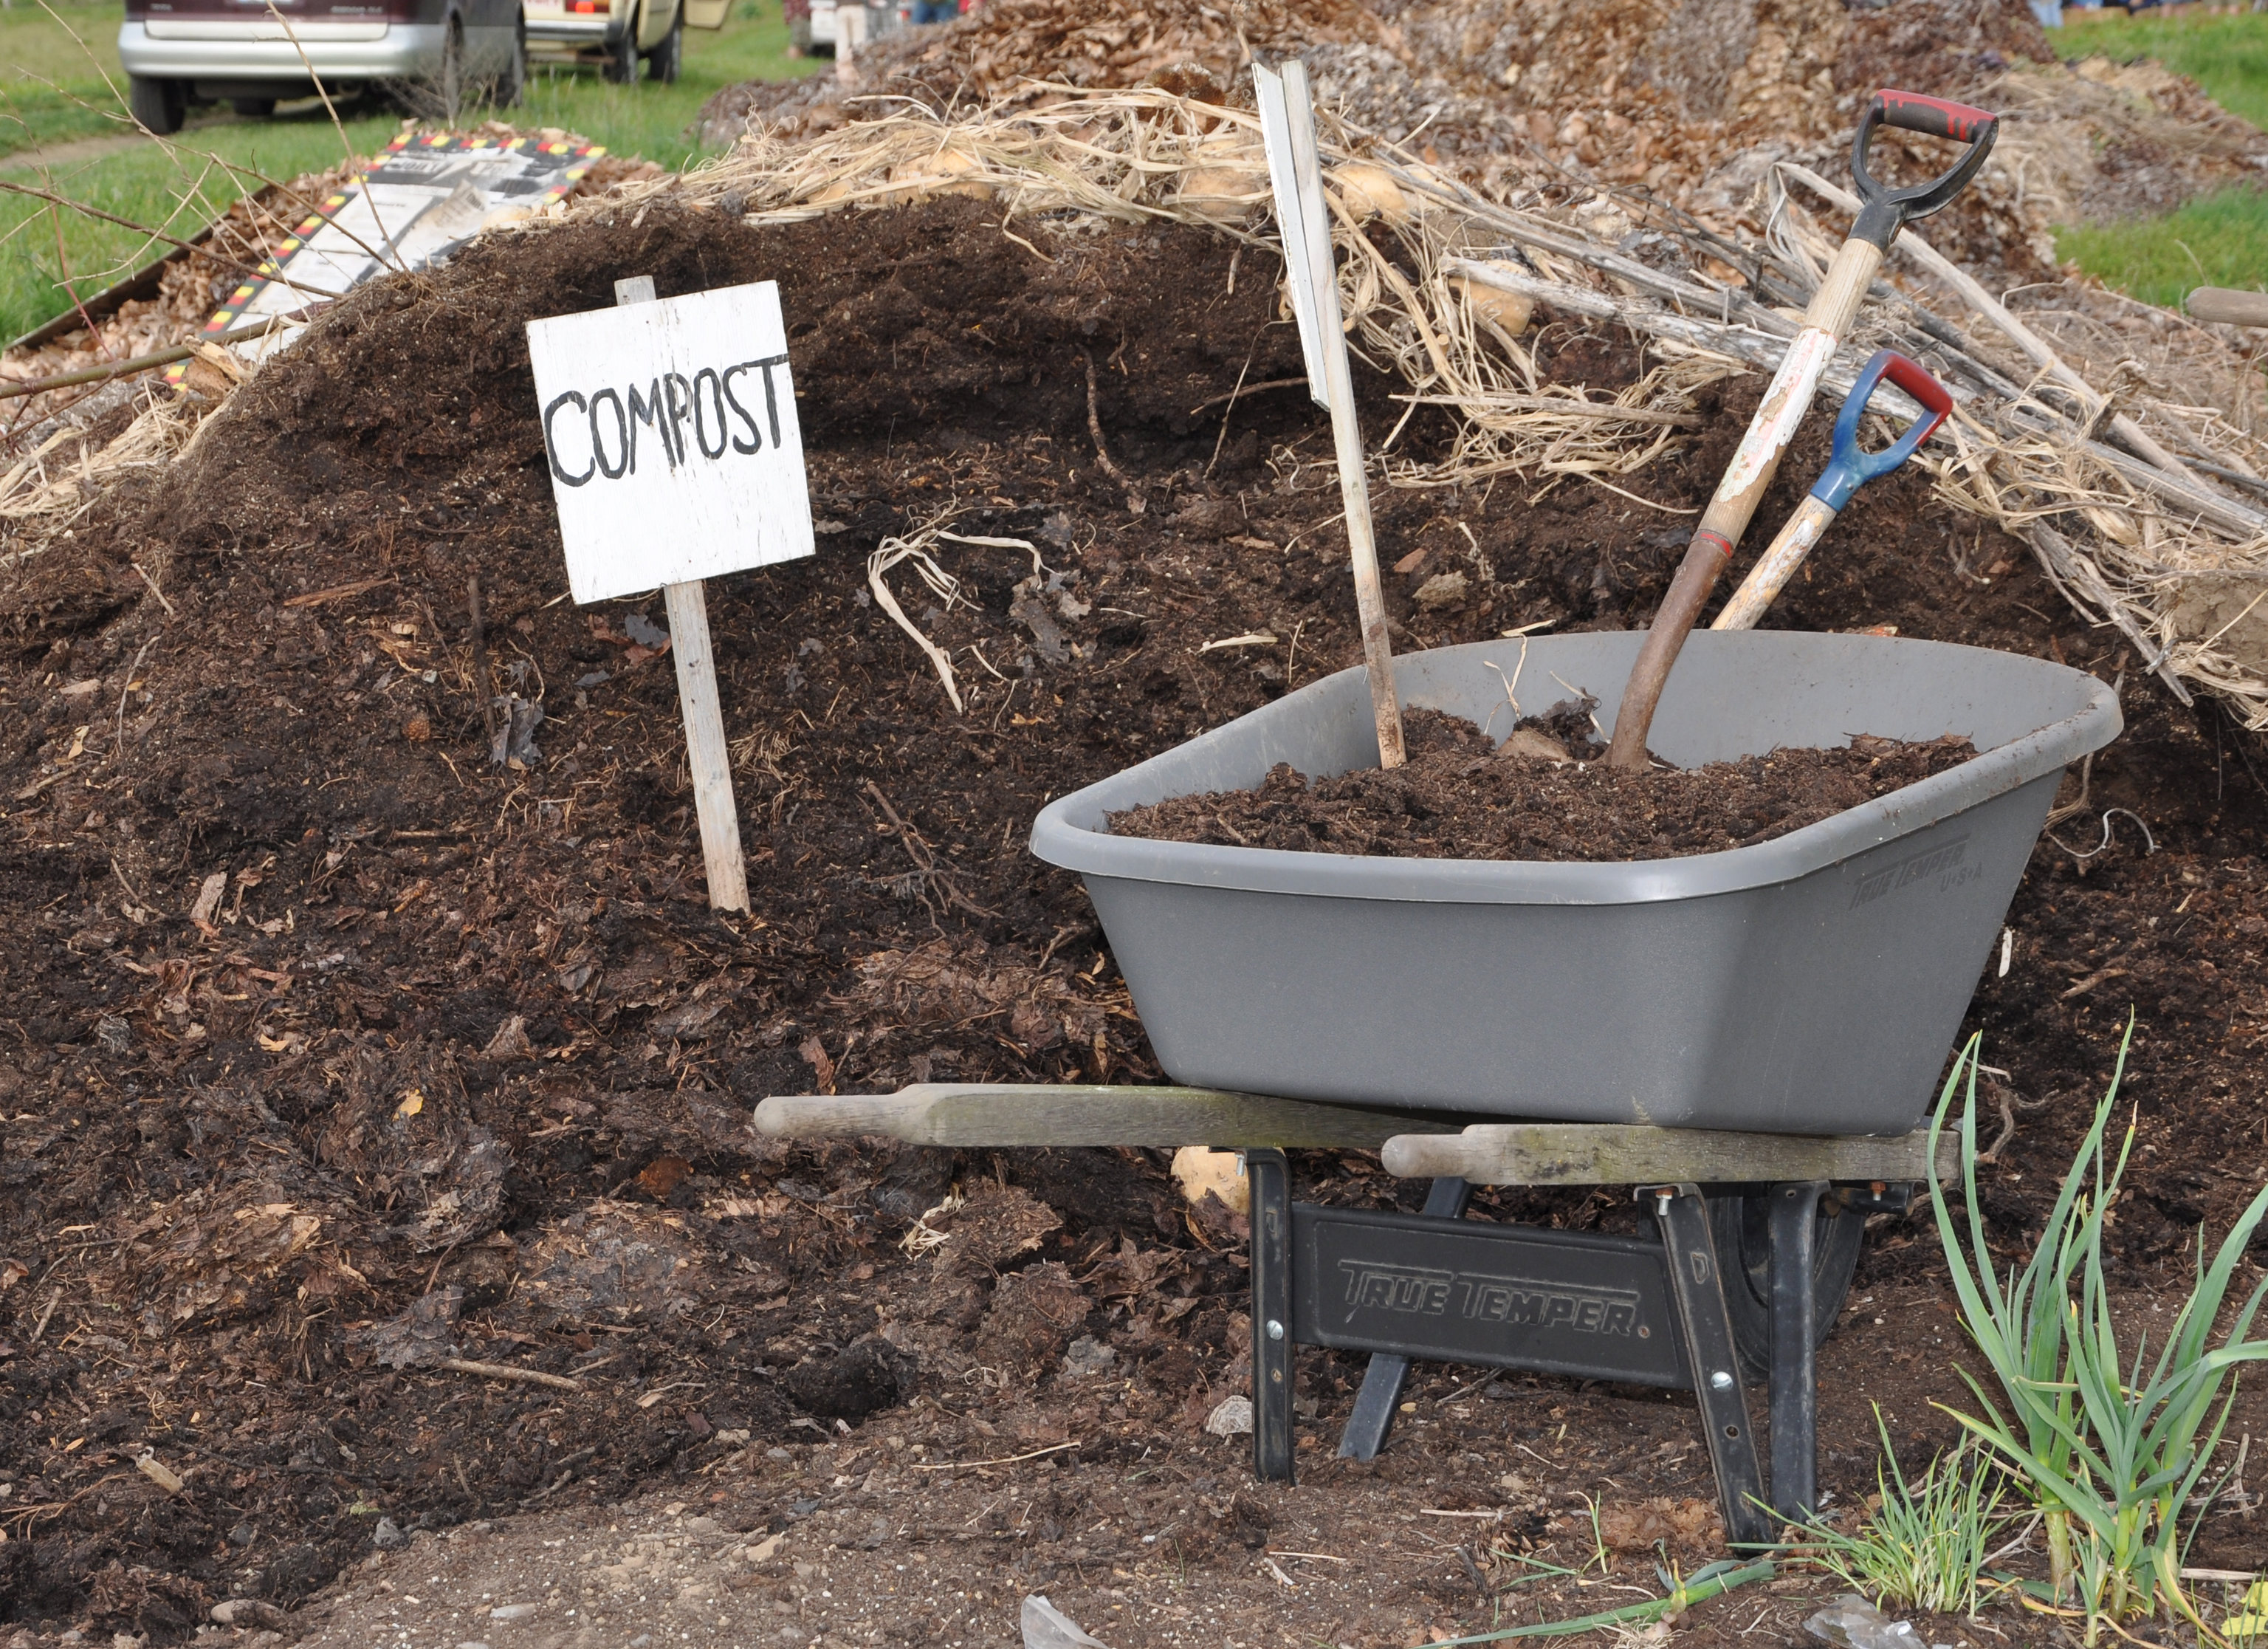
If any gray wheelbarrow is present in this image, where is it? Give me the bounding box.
[1029,630,2120,1138]
[764,631,2117,1543]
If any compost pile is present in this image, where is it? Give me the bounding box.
[1108,709,1978,861]
[698,0,2267,279]
[4,125,2268,1649]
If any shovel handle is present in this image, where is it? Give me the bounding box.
[1708,351,1951,632]
[1850,89,1999,250]
[1812,349,1951,512]
[1601,92,1994,769]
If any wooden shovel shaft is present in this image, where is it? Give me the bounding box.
[1605,239,1884,767]
[1711,495,1838,631]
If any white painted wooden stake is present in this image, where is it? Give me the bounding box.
[614,275,749,913]
[1254,61,1406,769]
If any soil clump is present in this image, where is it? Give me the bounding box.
[0,196,2265,1642]
[1109,707,1976,861]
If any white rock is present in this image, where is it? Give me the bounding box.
[1203,1395,1254,1436]
[489,1602,538,1620]
[1022,1594,1112,1649]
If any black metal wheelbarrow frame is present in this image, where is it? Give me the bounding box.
[757,1083,1951,1546]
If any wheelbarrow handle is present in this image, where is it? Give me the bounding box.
[1812,349,1953,512]
[1849,89,2000,251]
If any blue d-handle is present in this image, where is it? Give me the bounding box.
[1810,349,1953,513]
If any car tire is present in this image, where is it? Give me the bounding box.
[128,75,186,136]
[230,97,277,117]
[436,14,465,120]
[601,27,639,82]
[491,14,526,106]
[1708,1190,1866,1385]
[644,8,682,83]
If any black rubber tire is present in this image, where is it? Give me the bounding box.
[230,97,276,117]
[128,75,187,135]
[644,9,683,82]
[1710,1192,1866,1385]
[601,21,640,82]
[436,16,465,120]
[492,16,527,106]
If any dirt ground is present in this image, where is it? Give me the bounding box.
[1,196,2266,1648]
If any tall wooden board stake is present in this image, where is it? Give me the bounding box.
[1254,61,1405,769]
[614,275,749,913]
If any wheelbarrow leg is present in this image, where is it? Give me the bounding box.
[1337,1176,1473,1461]
[1767,1181,1829,1526]
[1247,1148,1296,1484]
[1650,1185,1770,1548]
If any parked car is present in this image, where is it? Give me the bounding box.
[523,0,725,84]
[119,0,526,133]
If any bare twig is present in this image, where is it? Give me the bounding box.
[911,1439,1081,1470]
[436,1357,585,1393]
[864,779,998,920]
[1,311,317,403]
[29,1287,62,1344]
[114,632,158,757]
[1082,349,1144,512]
[0,177,315,298]
[467,575,500,749]
[264,0,397,263]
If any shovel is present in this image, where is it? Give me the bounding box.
[1709,349,1951,632]
[1604,90,1998,768]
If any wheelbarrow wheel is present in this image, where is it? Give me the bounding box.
[1709,1193,1865,1384]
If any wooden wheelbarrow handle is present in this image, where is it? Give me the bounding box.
[2189,287,2268,329]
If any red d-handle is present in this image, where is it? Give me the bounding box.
[1873,90,1996,144]
[1878,349,1953,422]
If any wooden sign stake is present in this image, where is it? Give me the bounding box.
[613,275,749,913]
[1254,60,1405,769]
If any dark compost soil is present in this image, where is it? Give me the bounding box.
[1,195,2266,1646]
[1107,708,1978,861]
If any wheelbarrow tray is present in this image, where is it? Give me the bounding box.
[1029,631,2120,1134]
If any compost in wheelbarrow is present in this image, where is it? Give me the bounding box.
[1104,706,1983,863]
[1029,629,2122,1136]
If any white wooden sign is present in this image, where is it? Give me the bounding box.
[1254,63,1332,408]
[1252,61,1406,769]
[526,280,816,604]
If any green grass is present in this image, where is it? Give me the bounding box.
[1785,1413,2013,1618]
[1931,1028,2268,1646]
[0,0,816,343]
[2048,8,2268,307]
[2057,184,2268,306]
[2058,7,2268,128]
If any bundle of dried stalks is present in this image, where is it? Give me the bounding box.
[0,391,216,567]
[611,88,1719,494]
[614,85,2268,724]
